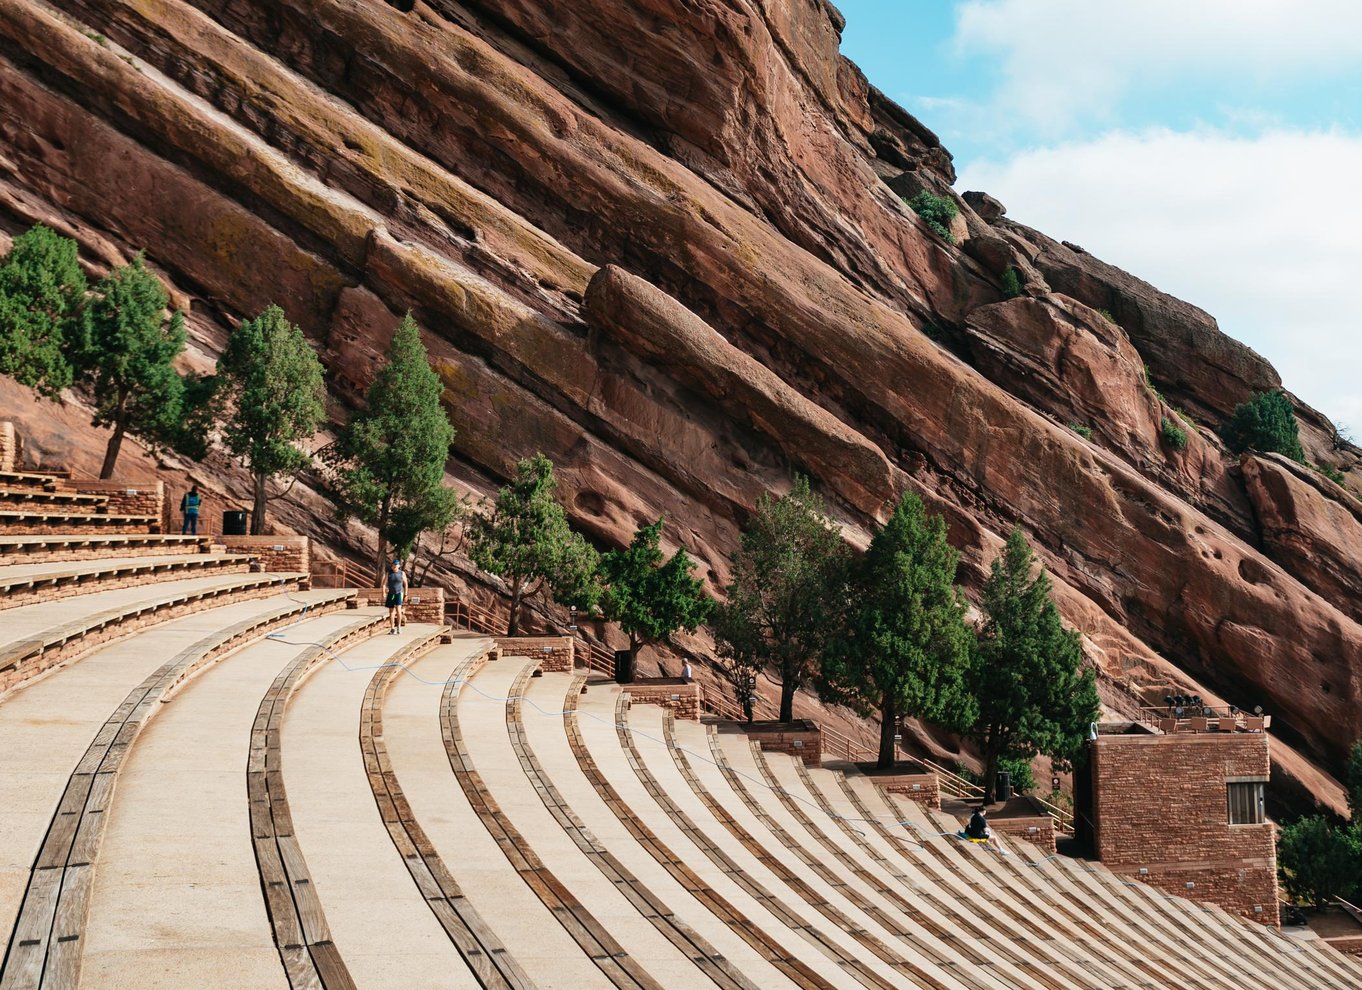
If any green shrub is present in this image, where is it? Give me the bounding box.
[998,756,1035,794]
[1278,816,1362,908]
[1068,423,1093,440]
[1220,391,1304,461]
[952,761,980,786]
[906,191,958,245]
[1096,308,1115,324]
[1142,363,1164,403]
[1000,267,1023,299]
[1161,417,1188,451]
[1316,462,1346,486]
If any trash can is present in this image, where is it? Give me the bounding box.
[996,770,1012,802]
[222,509,249,536]
[613,649,633,685]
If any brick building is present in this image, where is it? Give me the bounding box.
[1087,720,1278,926]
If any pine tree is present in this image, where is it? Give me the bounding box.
[1277,816,1361,909]
[599,518,712,680]
[1220,390,1304,462]
[967,528,1101,802]
[468,453,600,635]
[333,314,460,580]
[216,305,326,534]
[79,256,187,479]
[820,492,976,769]
[714,476,847,722]
[0,225,88,397]
[1346,740,1362,820]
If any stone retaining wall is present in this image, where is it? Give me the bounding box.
[625,678,701,719]
[991,815,1058,854]
[357,583,445,624]
[0,421,15,472]
[494,635,575,672]
[739,720,822,765]
[63,479,164,520]
[873,773,941,810]
[221,534,310,573]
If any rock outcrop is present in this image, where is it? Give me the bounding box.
[0,0,1358,809]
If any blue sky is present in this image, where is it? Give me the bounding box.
[837,0,1362,432]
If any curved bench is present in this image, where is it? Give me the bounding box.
[360,641,535,990]
[0,571,309,694]
[0,590,354,988]
[0,512,158,536]
[0,534,212,564]
[0,554,254,610]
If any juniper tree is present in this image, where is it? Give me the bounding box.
[599,517,712,680]
[967,528,1100,802]
[333,314,460,579]
[713,476,847,723]
[0,225,88,397]
[1220,391,1304,462]
[78,256,187,478]
[820,492,976,769]
[1277,816,1361,909]
[216,305,326,534]
[468,453,599,635]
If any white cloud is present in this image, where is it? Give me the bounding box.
[958,128,1362,428]
[953,1,1362,133]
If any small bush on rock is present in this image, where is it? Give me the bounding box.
[1161,417,1188,451]
[906,191,958,245]
[1001,267,1023,299]
[1316,462,1346,486]
[1068,423,1093,440]
[1221,390,1304,462]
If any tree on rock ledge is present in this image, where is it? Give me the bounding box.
[468,453,599,635]
[966,528,1100,803]
[79,256,187,479]
[599,517,712,682]
[819,491,976,770]
[0,225,88,398]
[216,305,326,535]
[1220,390,1304,462]
[332,314,461,581]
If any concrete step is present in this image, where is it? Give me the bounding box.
[0,510,159,536]
[0,533,212,564]
[0,553,255,610]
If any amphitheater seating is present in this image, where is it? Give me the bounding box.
[0,479,1359,989]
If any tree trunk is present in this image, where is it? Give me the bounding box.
[628,633,641,679]
[506,577,522,636]
[877,692,897,771]
[99,420,127,480]
[251,471,267,535]
[779,678,796,723]
[373,495,392,585]
[741,689,754,724]
[982,746,1001,805]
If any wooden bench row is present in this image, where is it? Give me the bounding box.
[0,488,107,511]
[0,571,310,695]
[0,534,212,563]
[0,470,61,491]
[505,668,758,990]
[360,643,537,990]
[441,658,664,990]
[0,512,159,536]
[0,554,255,611]
[0,590,356,989]
[249,613,392,990]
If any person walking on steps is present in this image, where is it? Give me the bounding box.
[386,559,408,634]
[180,485,202,535]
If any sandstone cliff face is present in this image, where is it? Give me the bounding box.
[0,0,1358,810]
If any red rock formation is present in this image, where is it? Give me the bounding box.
[0,0,1357,808]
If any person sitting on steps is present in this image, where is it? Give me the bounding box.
[385,558,408,634]
[960,805,991,841]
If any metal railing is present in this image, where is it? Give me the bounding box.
[310,560,372,590]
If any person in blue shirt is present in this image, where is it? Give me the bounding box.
[386,559,408,634]
[180,485,202,535]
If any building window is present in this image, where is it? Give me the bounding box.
[1228,781,1265,824]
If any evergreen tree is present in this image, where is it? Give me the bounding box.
[1346,740,1362,820]
[333,314,460,579]
[0,225,88,397]
[714,476,847,722]
[599,518,712,680]
[1220,391,1304,462]
[1277,816,1361,909]
[820,492,977,769]
[468,453,600,635]
[967,528,1101,802]
[79,256,187,478]
[216,305,326,534]
[713,603,764,722]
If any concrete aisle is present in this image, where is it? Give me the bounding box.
[0,593,336,942]
[382,647,608,990]
[282,624,476,990]
[78,612,360,990]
